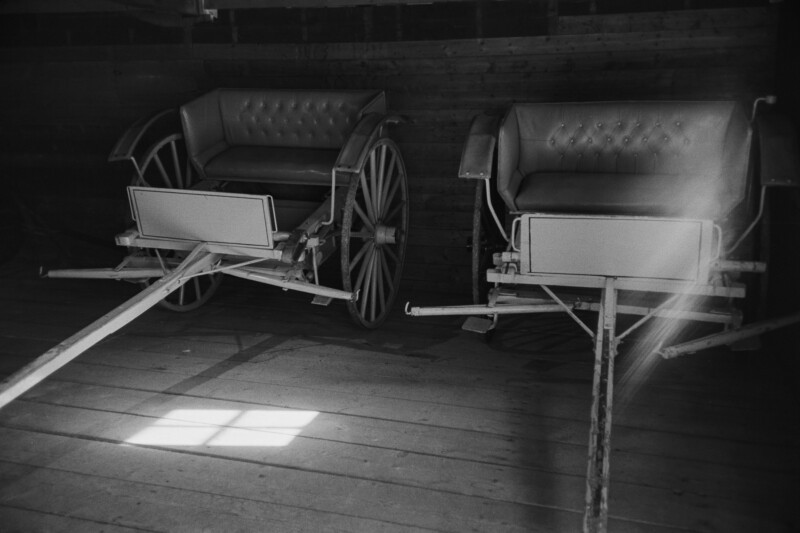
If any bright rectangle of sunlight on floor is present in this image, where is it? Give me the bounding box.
[125,409,320,447]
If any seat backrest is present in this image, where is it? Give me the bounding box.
[217,89,384,149]
[497,101,752,219]
[180,89,386,170]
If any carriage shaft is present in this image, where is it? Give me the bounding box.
[45,267,166,280]
[0,245,220,410]
[225,266,353,301]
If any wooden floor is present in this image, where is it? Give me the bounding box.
[0,241,798,532]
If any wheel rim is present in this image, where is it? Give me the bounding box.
[341,138,409,328]
[134,132,222,312]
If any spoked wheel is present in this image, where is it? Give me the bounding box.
[133,132,222,312]
[471,179,507,305]
[133,133,196,189]
[341,138,409,328]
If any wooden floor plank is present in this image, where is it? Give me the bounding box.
[39,342,799,456]
[0,460,424,533]
[0,398,789,532]
[1,253,798,532]
[0,427,589,533]
[12,380,797,515]
[0,504,153,533]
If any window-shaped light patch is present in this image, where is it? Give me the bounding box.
[125,409,319,447]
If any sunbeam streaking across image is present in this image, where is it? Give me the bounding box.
[614,292,702,413]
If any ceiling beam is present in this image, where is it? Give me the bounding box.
[0,0,483,14]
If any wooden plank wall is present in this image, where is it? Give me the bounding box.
[0,5,780,294]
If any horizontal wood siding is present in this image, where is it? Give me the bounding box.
[0,6,779,294]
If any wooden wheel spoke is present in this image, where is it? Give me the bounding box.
[376,145,387,214]
[359,168,377,223]
[378,152,397,217]
[359,249,377,318]
[353,241,375,285]
[353,200,375,233]
[376,248,387,314]
[379,247,393,289]
[369,149,379,215]
[348,240,372,274]
[177,284,186,306]
[152,153,174,189]
[382,174,401,218]
[382,243,399,265]
[368,256,379,322]
[170,141,184,189]
[383,202,404,227]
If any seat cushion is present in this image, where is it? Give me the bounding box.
[203,146,341,186]
[515,172,723,218]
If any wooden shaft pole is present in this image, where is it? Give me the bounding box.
[583,278,618,533]
[0,244,219,410]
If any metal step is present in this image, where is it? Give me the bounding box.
[311,295,333,306]
[462,316,495,334]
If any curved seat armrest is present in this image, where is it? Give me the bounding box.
[334,113,406,174]
[757,113,800,187]
[458,113,500,179]
[108,109,176,164]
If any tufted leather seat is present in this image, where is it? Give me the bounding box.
[204,146,341,185]
[497,101,752,220]
[180,89,386,185]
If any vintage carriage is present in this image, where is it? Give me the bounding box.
[1,88,798,533]
[0,88,409,406]
[407,97,800,532]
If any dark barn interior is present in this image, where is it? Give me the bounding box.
[1,0,799,531]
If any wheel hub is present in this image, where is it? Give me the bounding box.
[375,225,397,245]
